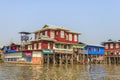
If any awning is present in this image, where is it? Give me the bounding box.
[42,50,53,54]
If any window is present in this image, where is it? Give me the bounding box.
[66,34,68,40]
[97,48,100,52]
[69,34,72,41]
[56,31,58,36]
[39,32,41,36]
[34,43,37,50]
[110,43,113,49]
[68,44,71,49]
[48,43,50,49]
[74,35,77,41]
[55,44,60,48]
[61,44,64,48]
[105,44,108,49]
[36,33,39,40]
[38,43,41,49]
[88,48,92,51]
[38,32,41,39]
[93,48,96,52]
[61,31,64,38]
[50,31,55,38]
[28,45,32,50]
[45,31,47,36]
[116,43,119,48]
[40,33,42,36]
[64,45,67,49]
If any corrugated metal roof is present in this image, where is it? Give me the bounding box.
[79,42,104,47]
[33,24,81,34]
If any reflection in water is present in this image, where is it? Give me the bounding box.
[0,63,120,80]
[87,65,106,80]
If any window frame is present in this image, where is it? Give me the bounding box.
[61,31,64,38]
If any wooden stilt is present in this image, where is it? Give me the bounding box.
[47,54,49,65]
[118,56,119,64]
[79,54,81,64]
[118,57,119,64]
[116,57,118,64]
[90,55,92,64]
[104,55,106,64]
[80,54,82,63]
[87,54,89,64]
[106,57,107,64]
[109,57,111,64]
[96,54,97,64]
[83,54,85,64]
[72,54,73,65]
[117,57,118,64]
[115,57,117,64]
[108,57,109,64]
[114,57,115,64]
[78,54,80,63]
[60,54,62,65]
[53,54,55,64]
[41,54,44,65]
[107,57,109,64]
[106,53,108,64]
[118,56,120,64]
[76,54,78,64]
[66,54,68,64]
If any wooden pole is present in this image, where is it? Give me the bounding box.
[104,55,106,64]
[118,56,119,64]
[72,53,73,65]
[114,57,115,64]
[78,53,80,64]
[118,56,120,64]
[107,57,108,64]
[116,56,118,64]
[47,54,49,65]
[76,54,78,64]
[80,53,82,63]
[87,54,89,64]
[82,54,85,64]
[53,53,55,64]
[96,54,97,64]
[41,54,44,65]
[60,54,62,65]
[109,57,111,64]
[66,54,68,64]
[90,55,92,64]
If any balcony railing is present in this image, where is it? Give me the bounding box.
[54,48,73,54]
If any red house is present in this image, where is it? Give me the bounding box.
[102,39,120,56]
[24,24,80,64]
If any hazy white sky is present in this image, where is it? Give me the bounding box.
[0,0,120,45]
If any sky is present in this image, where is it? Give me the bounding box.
[0,0,120,46]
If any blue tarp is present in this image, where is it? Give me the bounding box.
[8,50,16,53]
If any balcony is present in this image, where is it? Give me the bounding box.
[35,35,54,41]
[54,48,73,54]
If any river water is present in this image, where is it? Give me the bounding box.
[0,63,120,80]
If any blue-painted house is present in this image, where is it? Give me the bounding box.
[85,45,104,55]
[79,42,105,55]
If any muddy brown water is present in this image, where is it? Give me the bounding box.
[0,63,120,80]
